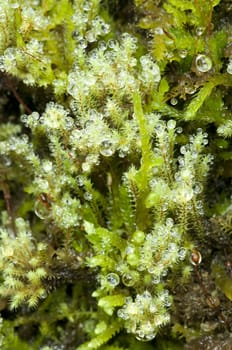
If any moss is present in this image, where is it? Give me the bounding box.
[0,0,232,349]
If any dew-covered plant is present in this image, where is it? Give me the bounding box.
[0,0,232,349]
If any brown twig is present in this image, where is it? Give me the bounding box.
[0,181,17,237]
[3,74,32,114]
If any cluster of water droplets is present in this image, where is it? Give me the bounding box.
[174,129,212,206]
[70,110,119,161]
[217,120,232,137]
[117,290,171,341]
[68,33,161,116]
[38,102,74,132]
[68,35,139,103]
[71,1,110,47]
[0,38,51,86]
[139,219,185,280]
[21,5,49,31]
[50,195,81,230]
[139,54,161,85]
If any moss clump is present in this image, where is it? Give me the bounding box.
[0,0,232,349]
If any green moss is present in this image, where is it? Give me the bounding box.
[0,0,232,349]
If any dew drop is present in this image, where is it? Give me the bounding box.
[227,60,232,74]
[108,39,117,49]
[72,30,80,40]
[84,192,92,201]
[117,308,129,320]
[180,145,187,154]
[170,97,178,106]
[82,162,91,172]
[79,39,87,49]
[185,86,196,95]
[20,114,28,123]
[195,54,212,73]
[101,23,110,34]
[182,188,194,201]
[176,126,183,134]
[190,250,202,266]
[193,183,203,194]
[179,49,188,58]
[100,140,114,157]
[122,273,135,287]
[34,199,49,220]
[166,217,174,227]
[86,31,96,43]
[98,41,107,51]
[178,248,186,260]
[83,2,91,11]
[77,175,85,187]
[154,27,164,35]
[167,119,176,129]
[42,160,53,173]
[196,27,204,36]
[152,275,160,284]
[106,273,120,287]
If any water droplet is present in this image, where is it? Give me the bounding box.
[77,175,85,187]
[196,27,204,36]
[193,183,203,194]
[34,199,49,220]
[117,308,129,320]
[167,119,176,129]
[106,273,120,287]
[20,114,28,123]
[101,23,110,34]
[108,39,117,49]
[83,2,91,11]
[190,250,202,266]
[86,31,96,43]
[84,192,92,201]
[39,290,48,299]
[227,60,232,74]
[185,86,196,95]
[65,117,74,129]
[182,188,194,201]
[166,217,174,227]
[137,264,145,272]
[178,248,186,260]
[2,156,11,167]
[122,272,137,287]
[98,41,107,51]
[170,97,178,106]
[180,145,187,154]
[100,140,114,157]
[154,27,164,35]
[82,162,91,172]
[72,30,80,39]
[152,275,160,284]
[179,49,188,58]
[176,127,183,134]
[195,54,212,73]
[42,160,53,173]
[79,39,87,49]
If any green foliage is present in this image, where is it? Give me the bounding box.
[0,0,231,349]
